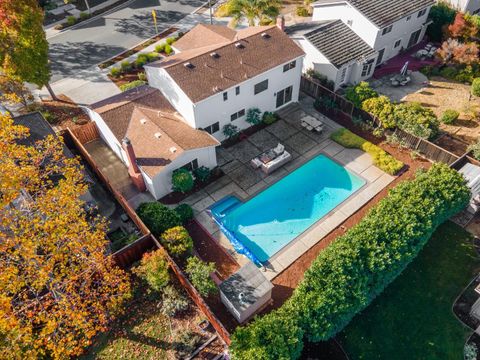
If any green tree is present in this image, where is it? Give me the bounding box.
[426,2,456,42]
[361,95,396,128]
[228,0,281,27]
[394,102,439,139]
[161,226,193,258]
[0,0,57,99]
[137,202,181,237]
[185,257,217,297]
[133,249,170,292]
[345,81,378,108]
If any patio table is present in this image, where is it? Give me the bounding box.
[301,115,324,132]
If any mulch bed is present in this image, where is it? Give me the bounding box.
[159,169,224,205]
[108,67,145,87]
[434,133,469,156]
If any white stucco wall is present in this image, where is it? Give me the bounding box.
[445,0,480,13]
[143,146,218,199]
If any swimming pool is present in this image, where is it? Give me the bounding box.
[209,154,365,264]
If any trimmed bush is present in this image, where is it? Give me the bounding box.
[164,44,173,55]
[193,166,211,183]
[155,43,166,53]
[361,95,396,129]
[185,257,217,297]
[79,12,90,20]
[133,249,170,292]
[345,81,378,108]
[147,52,159,61]
[137,202,181,237]
[262,111,278,125]
[394,102,439,139]
[330,129,404,175]
[119,80,146,92]
[109,67,121,78]
[120,60,131,71]
[175,204,194,224]
[440,109,460,124]
[440,66,458,79]
[295,6,309,16]
[161,285,190,317]
[230,164,470,359]
[246,108,262,125]
[161,226,193,258]
[472,78,480,96]
[135,53,149,68]
[172,168,194,193]
[166,37,175,45]
[66,15,76,26]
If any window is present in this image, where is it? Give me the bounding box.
[283,60,296,72]
[235,86,240,95]
[203,122,219,134]
[417,8,427,18]
[382,25,393,35]
[254,79,268,94]
[223,92,228,101]
[276,86,293,108]
[406,15,411,21]
[181,159,199,172]
[230,109,245,121]
[394,39,402,49]
[361,60,374,77]
[340,67,347,83]
[347,19,353,26]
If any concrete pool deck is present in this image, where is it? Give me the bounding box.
[181,99,395,280]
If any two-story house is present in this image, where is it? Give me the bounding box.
[444,0,480,14]
[144,24,305,141]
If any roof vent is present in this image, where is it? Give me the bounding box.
[235,42,244,49]
[154,132,161,139]
[140,118,147,124]
[184,62,195,69]
[261,32,270,39]
[210,52,220,58]
[169,147,177,153]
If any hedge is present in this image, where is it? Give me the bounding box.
[230,164,470,359]
[137,202,181,237]
[330,128,404,175]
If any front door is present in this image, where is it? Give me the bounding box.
[407,29,422,48]
[276,86,293,108]
[376,48,385,66]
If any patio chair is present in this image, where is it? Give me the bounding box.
[314,126,323,133]
[306,125,313,131]
[301,121,307,128]
[273,143,285,156]
[250,157,262,169]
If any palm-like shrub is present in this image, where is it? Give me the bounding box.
[228,0,281,27]
[246,108,261,125]
[161,226,193,258]
[223,124,240,140]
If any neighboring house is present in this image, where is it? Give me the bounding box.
[311,0,435,66]
[287,20,377,90]
[87,86,219,200]
[144,24,305,141]
[443,0,480,14]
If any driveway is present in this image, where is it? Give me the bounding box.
[48,0,205,82]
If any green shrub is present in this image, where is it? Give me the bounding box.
[468,139,480,160]
[120,60,131,71]
[345,81,378,108]
[295,6,309,16]
[314,95,337,110]
[426,2,456,42]
[137,72,147,81]
[246,108,262,125]
[330,129,404,175]
[164,44,173,55]
[66,15,76,26]
[173,330,202,358]
[175,204,194,224]
[40,110,57,124]
[420,65,440,78]
[440,109,460,124]
[305,68,335,90]
[231,164,470,359]
[472,78,480,96]
[109,67,121,78]
[79,12,90,20]
[135,53,149,68]
[155,43,166,53]
[133,249,170,292]
[361,95,396,128]
[465,343,478,360]
[160,285,190,317]
[223,123,240,140]
[161,226,193,258]
[137,202,181,237]
[185,256,217,297]
[166,37,175,45]
[147,52,159,62]
[172,168,194,193]
[262,111,278,125]
[440,66,458,79]
[394,102,439,139]
[193,166,211,183]
[119,80,146,92]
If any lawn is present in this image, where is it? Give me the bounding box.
[339,221,479,360]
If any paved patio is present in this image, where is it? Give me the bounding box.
[183,98,395,279]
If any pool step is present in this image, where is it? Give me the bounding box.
[211,196,242,217]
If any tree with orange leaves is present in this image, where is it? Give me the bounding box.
[0,114,132,359]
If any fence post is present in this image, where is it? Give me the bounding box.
[415,137,422,150]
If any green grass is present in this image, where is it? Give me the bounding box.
[339,222,478,360]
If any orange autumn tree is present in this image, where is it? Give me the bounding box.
[0,114,131,359]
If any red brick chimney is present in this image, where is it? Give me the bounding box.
[276,16,285,31]
[122,137,146,192]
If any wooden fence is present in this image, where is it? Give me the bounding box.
[300,76,460,165]
[64,125,232,345]
[71,121,100,144]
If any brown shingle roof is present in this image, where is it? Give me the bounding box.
[173,24,237,51]
[146,25,305,103]
[90,86,219,178]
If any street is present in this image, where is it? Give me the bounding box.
[48,0,205,82]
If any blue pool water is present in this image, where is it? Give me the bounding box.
[210,154,365,264]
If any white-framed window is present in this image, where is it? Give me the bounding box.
[181,159,199,171]
[361,60,374,77]
[203,122,219,134]
[235,86,240,95]
[340,67,347,83]
[230,109,245,121]
[417,8,427,17]
[223,92,228,101]
[394,39,402,49]
[283,60,296,72]
[382,25,393,35]
[254,79,268,94]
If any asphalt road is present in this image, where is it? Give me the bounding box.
[48,0,205,82]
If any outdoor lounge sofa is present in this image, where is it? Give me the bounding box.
[250,143,292,174]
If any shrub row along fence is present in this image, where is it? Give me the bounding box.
[300,76,459,165]
[64,125,231,345]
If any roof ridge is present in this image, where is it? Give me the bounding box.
[93,86,157,114]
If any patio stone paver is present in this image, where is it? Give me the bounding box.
[247,129,279,152]
[216,147,235,167]
[181,189,208,207]
[283,144,301,161]
[300,226,329,248]
[220,159,243,173]
[284,155,308,172]
[360,165,384,182]
[265,119,299,141]
[284,132,317,154]
[225,140,261,164]
[263,167,288,184]
[196,211,220,235]
[210,182,248,201]
[245,180,269,196]
[203,175,232,195]
[322,141,344,157]
[228,164,263,191]
[276,240,308,268]
[191,195,215,212]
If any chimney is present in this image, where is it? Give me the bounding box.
[276,16,285,31]
[122,137,146,192]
